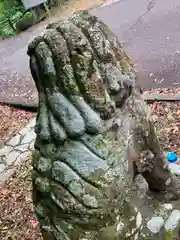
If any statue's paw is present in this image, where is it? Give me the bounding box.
[146,187,179,203]
[164,191,179,202]
[164,175,180,201]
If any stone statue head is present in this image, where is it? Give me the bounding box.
[28,10,137,142]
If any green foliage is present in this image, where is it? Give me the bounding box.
[10,11,23,23]
[0,0,24,38]
[23,11,33,20]
[0,2,5,17]
[0,0,23,17]
[16,11,34,32]
[0,25,15,38]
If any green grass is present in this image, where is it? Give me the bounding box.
[0,0,24,38]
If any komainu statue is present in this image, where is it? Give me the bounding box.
[28,10,180,240]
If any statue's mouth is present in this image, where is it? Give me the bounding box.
[102,62,137,109]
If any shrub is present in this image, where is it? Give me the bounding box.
[0,24,15,38]
[16,12,34,32]
[0,1,24,38]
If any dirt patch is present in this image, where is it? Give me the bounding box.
[0,157,42,240]
[144,87,180,96]
[0,104,35,149]
[147,88,180,155]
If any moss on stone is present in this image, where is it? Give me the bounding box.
[16,11,34,32]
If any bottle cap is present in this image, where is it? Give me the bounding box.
[167,152,178,163]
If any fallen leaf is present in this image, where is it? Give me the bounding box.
[30,219,39,228]
[176,110,180,117]
[167,111,175,122]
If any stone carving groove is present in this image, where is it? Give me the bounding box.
[28,10,180,239]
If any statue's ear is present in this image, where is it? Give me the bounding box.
[133,76,143,94]
[135,84,143,94]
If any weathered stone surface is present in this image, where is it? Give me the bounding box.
[164,210,180,231]
[15,151,30,165]
[6,150,20,166]
[29,10,180,240]
[147,217,164,233]
[21,130,36,144]
[6,134,22,147]
[0,118,36,183]
[0,146,13,161]
[0,163,6,173]
[0,169,15,182]
[19,118,36,135]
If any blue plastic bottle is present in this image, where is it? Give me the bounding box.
[167,152,180,175]
[167,152,178,163]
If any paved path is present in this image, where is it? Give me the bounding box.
[101,0,120,7]
[92,0,180,89]
[0,118,36,182]
[0,23,46,106]
[0,0,180,106]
